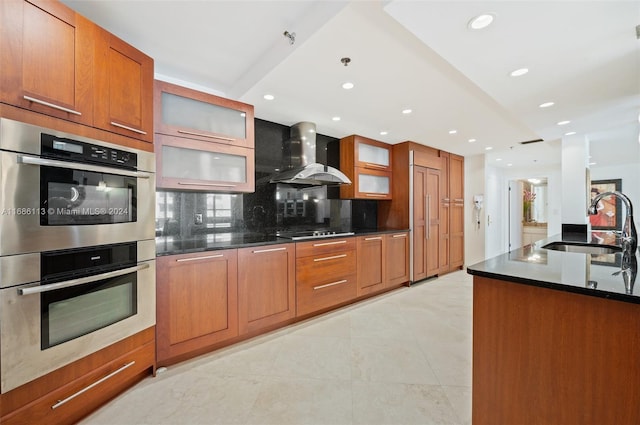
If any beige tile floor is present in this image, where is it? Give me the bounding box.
[80,270,472,425]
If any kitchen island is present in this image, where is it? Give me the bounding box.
[467,235,640,425]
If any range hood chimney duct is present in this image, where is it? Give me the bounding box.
[269,122,351,186]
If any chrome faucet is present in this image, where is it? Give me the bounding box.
[588,191,637,255]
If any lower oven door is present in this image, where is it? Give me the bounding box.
[0,259,155,393]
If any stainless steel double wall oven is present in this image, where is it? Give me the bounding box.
[0,118,156,393]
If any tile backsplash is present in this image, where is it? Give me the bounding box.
[155,118,377,239]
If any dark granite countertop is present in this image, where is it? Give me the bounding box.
[156,228,409,257]
[467,232,639,304]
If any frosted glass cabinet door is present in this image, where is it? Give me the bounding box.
[358,143,390,168]
[154,80,255,148]
[162,146,246,183]
[358,173,390,196]
[162,92,246,141]
[156,134,255,192]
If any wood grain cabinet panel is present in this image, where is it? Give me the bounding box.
[357,235,385,295]
[296,238,357,316]
[94,28,153,143]
[449,154,464,270]
[413,165,440,281]
[238,244,296,334]
[0,328,155,425]
[156,250,238,365]
[340,135,393,200]
[385,232,410,286]
[0,0,94,125]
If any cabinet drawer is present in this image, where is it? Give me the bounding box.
[295,238,355,258]
[2,340,154,425]
[296,273,357,317]
[296,249,356,286]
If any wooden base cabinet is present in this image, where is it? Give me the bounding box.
[296,238,357,316]
[0,328,155,425]
[386,232,410,286]
[238,244,296,334]
[357,235,385,295]
[156,250,238,365]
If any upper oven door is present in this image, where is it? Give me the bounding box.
[0,150,155,255]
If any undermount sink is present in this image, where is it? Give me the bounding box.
[542,241,622,255]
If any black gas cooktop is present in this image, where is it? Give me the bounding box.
[274,229,355,241]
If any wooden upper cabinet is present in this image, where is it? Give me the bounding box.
[94,27,154,143]
[340,135,392,200]
[0,0,94,125]
[154,80,255,148]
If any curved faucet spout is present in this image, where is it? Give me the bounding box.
[588,191,637,255]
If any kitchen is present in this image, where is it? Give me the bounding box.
[0,2,637,422]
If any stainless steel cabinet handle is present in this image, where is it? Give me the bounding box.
[364,236,382,241]
[392,234,407,238]
[17,155,151,179]
[363,163,387,169]
[454,198,464,202]
[177,182,237,187]
[454,203,464,207]
[176,254,223,262]
[314,254,347,262]
[51,361,136,409]
[177,129,235,142]
[23,95,82,116]
[313,279,348,290]
[427,194,431,240]
[312,240,347,247]
[252,247,287,254]
[110,121,147,135]
[19,264,150,296]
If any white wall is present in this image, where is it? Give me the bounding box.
[464,154,486,266]
[590,163,640,233]
[561,136,589,224]
[483,162,562,256]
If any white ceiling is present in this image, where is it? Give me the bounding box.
[62,0,640,168]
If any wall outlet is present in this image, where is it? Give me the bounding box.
[195,213,203,225]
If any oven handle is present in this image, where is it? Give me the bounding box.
[17,155,151,179]
[18,263,150,296]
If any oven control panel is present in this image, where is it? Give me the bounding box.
[41,133,138,169]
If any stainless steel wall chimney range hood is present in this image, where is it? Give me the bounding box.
[269,122,351,186]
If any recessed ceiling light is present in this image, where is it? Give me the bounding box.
[510,68,529,77]
[263,94,274,100]
[485,147,493,151]
[564,131,576,136]
[589,162,597,166]
[496,158,502,161]
[539,102,555,108]
[468,138,476,143]
[507,163,513,167]
[402,109,412,114]
[557,120,571,126]
[380,131,388,136]
[449,130,457,134]
[342,82,354,90]
[332,116,341,121]
[468,13,495,30]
